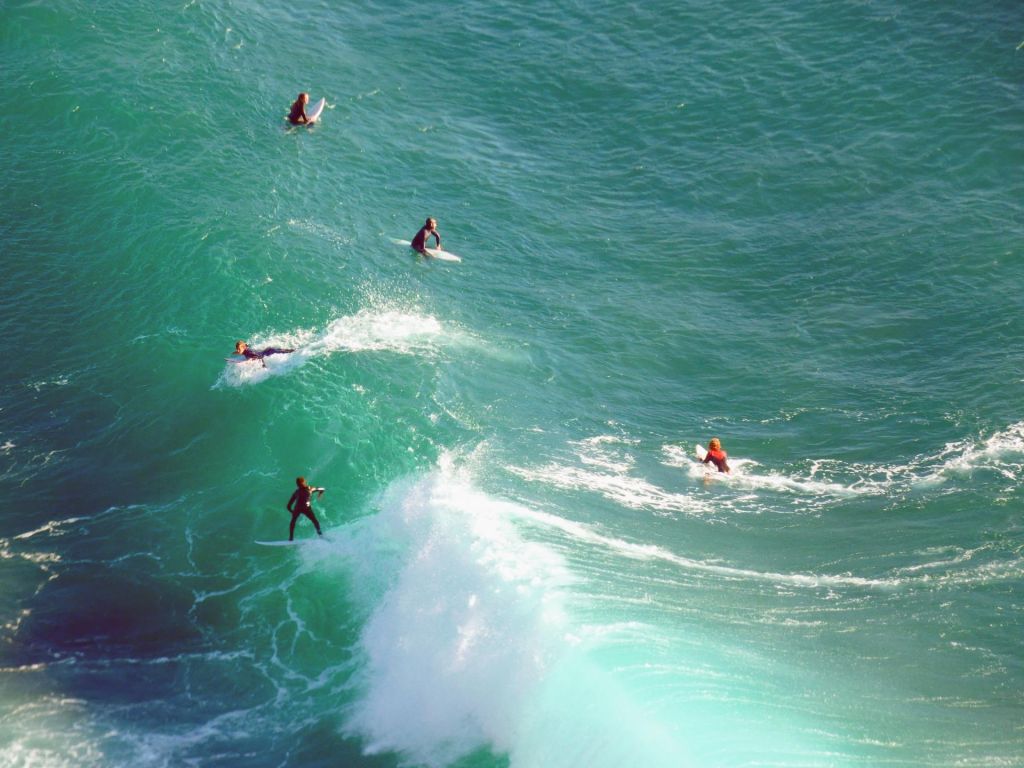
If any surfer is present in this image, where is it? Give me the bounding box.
[287,92,311,125]
[411,217,442,255]
[702,438,731,473]
[286,476,324,540]
[233,340,294,368]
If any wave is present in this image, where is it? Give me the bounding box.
[333,459,692,768]
[330,457,1014,768]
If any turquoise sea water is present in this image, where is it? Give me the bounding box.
[2,1,1023,766]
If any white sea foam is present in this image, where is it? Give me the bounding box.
[570,434,639,474]
[337,460,692,768]
[509,462,715,518]
[920,421,1024,485]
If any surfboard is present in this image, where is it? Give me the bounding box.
[255,540,304,547]
[695,444,714,470]
[423,247,462,262]
[225,356,249,364]
[306,97,325,124]
[389,238,462,262]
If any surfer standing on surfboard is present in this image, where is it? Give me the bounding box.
[702,438,731,473]
[286,476,324,541]
[234,340,294,368]
[411,217,442,255]
[287,92,311,125]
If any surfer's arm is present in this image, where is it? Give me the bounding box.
[286,489,298,512]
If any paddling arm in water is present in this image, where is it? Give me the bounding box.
[287,92,310,125]
[286,477,324,541]
[234,340,294,368]
[411,217,441,255]
[702,437,731,473]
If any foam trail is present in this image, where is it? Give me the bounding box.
[337,460,692,768]
[214,309,447,387]
[661,444,884,497]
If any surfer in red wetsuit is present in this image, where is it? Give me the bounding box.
[287,476,324,540]
[702,437,730,473]
[287,92,310,125]
[411,217,441,255]
[234,340,294,368]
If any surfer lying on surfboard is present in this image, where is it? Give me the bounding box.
[702,437,731,473]
[287,476,324,541]
[287,92,311,125]
[411,217,442,255]
[233,340,294,368]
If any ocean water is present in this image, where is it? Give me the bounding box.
[1,0,1022,766]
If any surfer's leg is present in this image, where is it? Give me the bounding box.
[302,508,323,535]
[289,511,301,541]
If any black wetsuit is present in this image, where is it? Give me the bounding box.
[287,485,323,540]
[411,226,441,253]
[242,346,293,361]
[287,102,308,125]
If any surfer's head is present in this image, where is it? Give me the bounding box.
[234,340,247,353]
[425,217,437,229]
[297,92,309,105]
[708,437,722,451]
[296,476,307,488]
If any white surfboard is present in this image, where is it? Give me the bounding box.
[255,540,305,547]
[694,444,707,462]
[423,247,462,262]
[306,97,325,124]
[390,238,462,262]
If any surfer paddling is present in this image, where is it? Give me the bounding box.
[411,217,442,255]
[287,92,311,125]
[286,476,324,541]
[233,340,294,368]
[702,437,731,474]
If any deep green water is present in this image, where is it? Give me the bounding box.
[2,1,1023,766]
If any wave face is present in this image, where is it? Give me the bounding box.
[1,0,1022,766]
